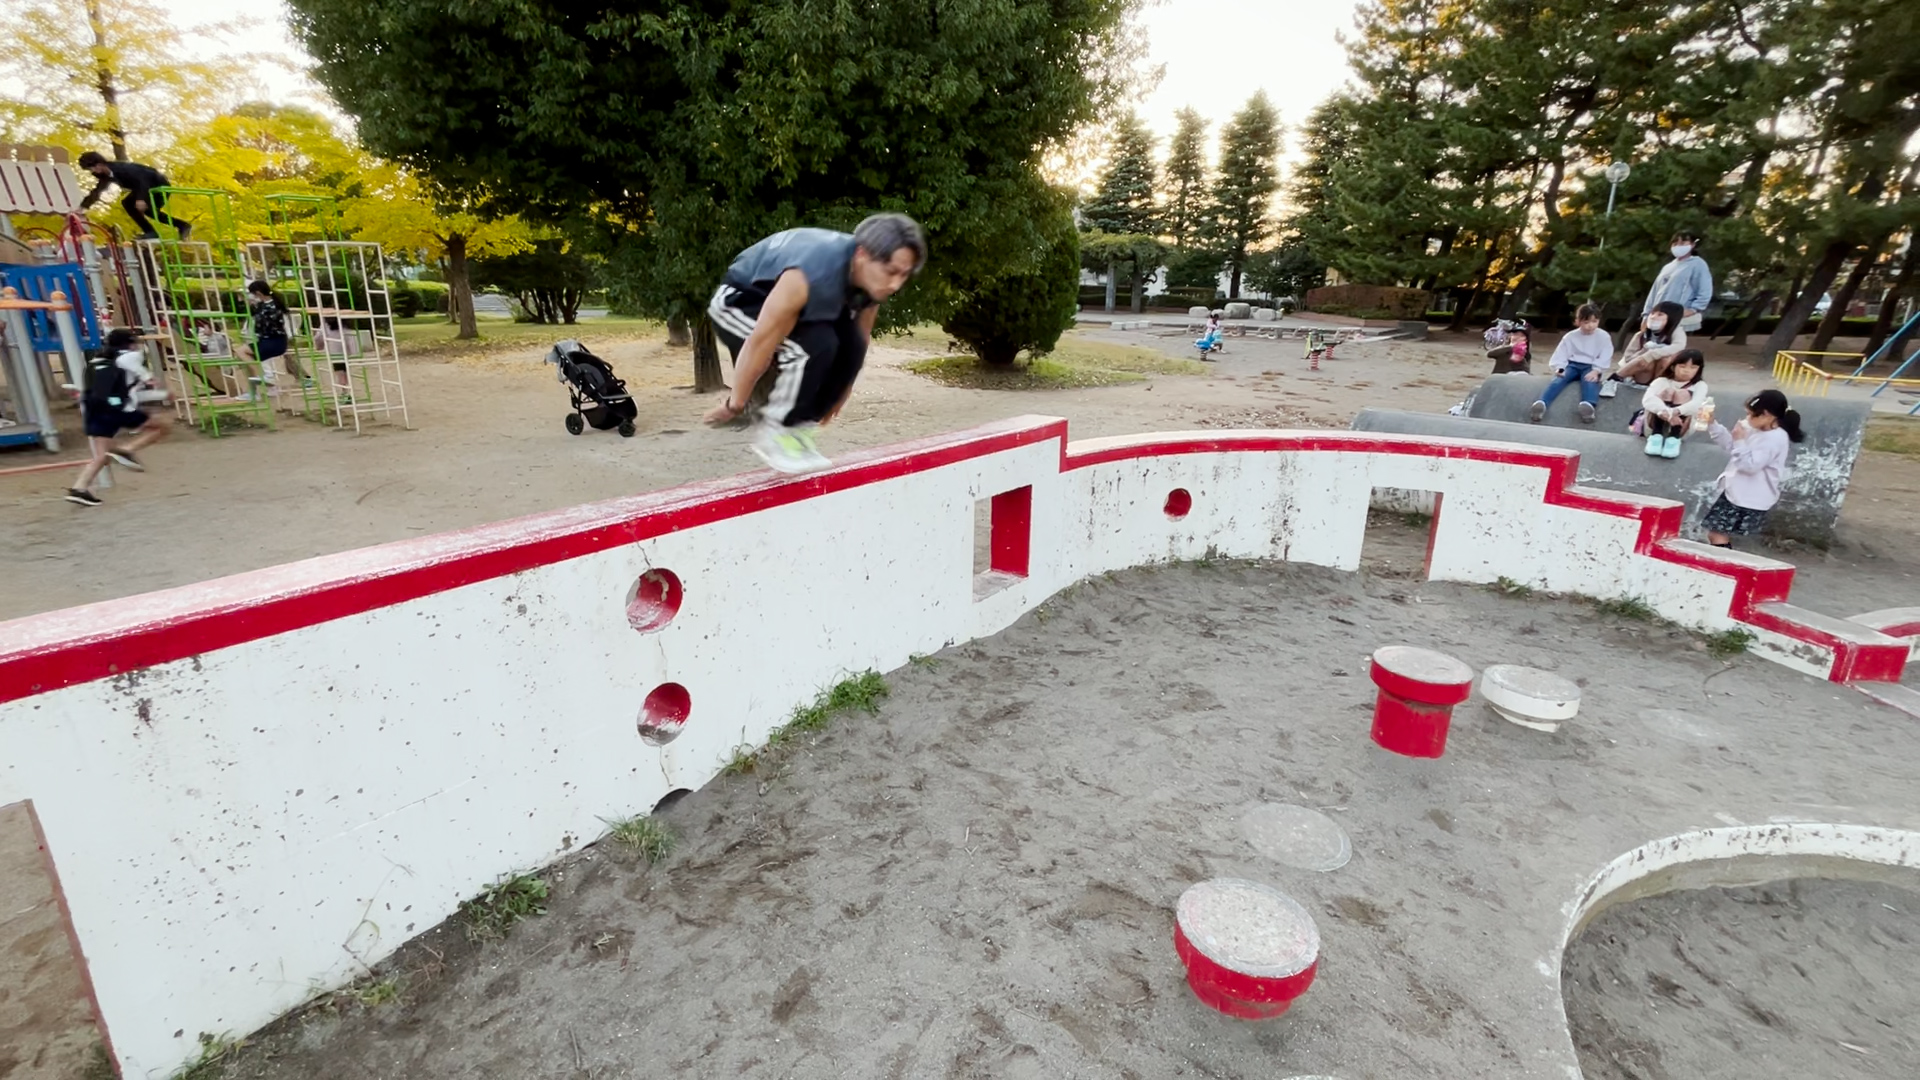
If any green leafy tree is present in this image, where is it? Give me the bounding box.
[287,0,1145,390]
[1243,239,1327,301]
[1080,229,1169,313]
[1163,248,1223,291]
[1162,108,1211,249]
[471,239,598,325]
[1082,113,1159,234]
[943,202,1081,365]
[1206,92,1282,297]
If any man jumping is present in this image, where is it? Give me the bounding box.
[76,152,191,241]
[702,213,925,472]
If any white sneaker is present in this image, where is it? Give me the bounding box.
[750,423,830,474]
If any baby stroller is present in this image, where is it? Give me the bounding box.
[544,339,637,437]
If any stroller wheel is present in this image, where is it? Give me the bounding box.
[617,420,636,438]
[565,413,585,435]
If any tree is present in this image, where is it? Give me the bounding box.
[0,0,245,160]
[1162,108,1210,249]
[1243,239,1327,301]
[1082,113,1159,234]
[341,162,536,339]
[1080,230,1169,313]
[472,239,597,325]
[1206,93,1282,297]
[944,203,1081,365]
[287,0,1145,390]
[161,104,366,238]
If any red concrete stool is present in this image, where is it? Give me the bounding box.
[1368,645,1474,758]
[1173,879,1319,1020]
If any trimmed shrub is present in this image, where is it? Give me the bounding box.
[1304,284,1430,319]
[945,208,1081,366]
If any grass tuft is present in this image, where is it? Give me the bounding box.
[1864,416,1920,456]
[172,1033,246,1080]
[902,331,1205,390]
[603,814,675,863]
[351,976,402,1008]
[1704,627,1757,658]
[720,745,759,775]
[1495,576,1534,597]
[1593,595,1657,621]
[458,873,549,942]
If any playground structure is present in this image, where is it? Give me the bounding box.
[1,415,1916,1076]
[0,150,408,451]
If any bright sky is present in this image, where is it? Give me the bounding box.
[162,0,1361,165]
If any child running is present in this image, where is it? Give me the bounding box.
[1702,389,1803,548]
[703,213,926,472]
[1529,302,1612,424]
[66,328,171,506]
[1639,348,1709,459]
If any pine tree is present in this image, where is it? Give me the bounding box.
[1082,112,1159,234]
[1162,108,1210,248]
[1206,93,1282,297]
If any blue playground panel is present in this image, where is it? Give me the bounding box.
[0,263,103,352]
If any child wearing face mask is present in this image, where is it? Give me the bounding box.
[1642,232,1713,334]
[1701,389,1804,548]
[1608,300,1688,389]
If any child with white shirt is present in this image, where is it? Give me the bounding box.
[1640,349,1708,459]
[1529,302,1613,424]
[1702,389,1803,548]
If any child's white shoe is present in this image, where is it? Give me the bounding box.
[1644,432,1664,456]
[1661,435,1681,458]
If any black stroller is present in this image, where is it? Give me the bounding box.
[544,340,637,437]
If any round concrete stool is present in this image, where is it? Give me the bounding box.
[1369,646,1474,758]
[1173,879,1319,1020]
[1480,664,1581,733]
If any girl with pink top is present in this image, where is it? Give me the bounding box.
[1702,389,1804,548]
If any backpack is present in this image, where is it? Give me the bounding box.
[83,350,133,411]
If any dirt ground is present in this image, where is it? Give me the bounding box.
[185,548,1920,1080]
[1564,878,1920,1079]
[5,322,1916,625]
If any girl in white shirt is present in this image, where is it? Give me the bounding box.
[1640,349,1708,459]
[1702,389,1804,548]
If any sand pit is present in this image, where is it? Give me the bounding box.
[212,536,1920,1080]
[1564,878,1920,1079]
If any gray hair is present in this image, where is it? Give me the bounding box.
[853,212,927,274]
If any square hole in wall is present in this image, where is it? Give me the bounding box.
[1362,487,1442,580]
[973,485,1033,601]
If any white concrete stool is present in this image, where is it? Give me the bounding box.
[1480,664,1581,732]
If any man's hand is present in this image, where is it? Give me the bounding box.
[1582,370,1601,383]
[703,396,746,426]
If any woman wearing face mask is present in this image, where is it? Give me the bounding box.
[1641,232,1713,334]
[1608,300,1688,388]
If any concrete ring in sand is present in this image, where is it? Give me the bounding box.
[1480,664,1581,733]
[1239,803,1352,871]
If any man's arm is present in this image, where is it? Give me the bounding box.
[77,174,112,210]
[704,269,808,423]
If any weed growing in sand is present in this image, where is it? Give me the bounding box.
[1592,595,1656,621]
[721,744,760,775]
[1495,576,1534,597]
[909,652,942,669]
[459,873,549,942]
[604,814,675,862]
[352,976,402,1008]
[172,1033,246,1080]
[1704,628,1757,658]
[81,1044,115,1080]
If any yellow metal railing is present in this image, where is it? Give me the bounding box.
[1770,350,1920,397]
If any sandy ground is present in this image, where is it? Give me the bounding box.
[186,542,1920,1080]
[1564,878,1920,1079]
[2,324,1917,625]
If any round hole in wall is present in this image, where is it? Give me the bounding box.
[626,569,684,632]
[637,683,691,745]
[653,788,693,816]
[1165,488,1194,519]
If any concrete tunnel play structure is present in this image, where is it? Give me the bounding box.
[2,415,1918,1077]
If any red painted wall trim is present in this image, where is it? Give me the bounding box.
[0,418,1903,702]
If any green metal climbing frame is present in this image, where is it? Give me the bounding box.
[145,187,275,437]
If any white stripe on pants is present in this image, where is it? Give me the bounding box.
[708,284,812,426]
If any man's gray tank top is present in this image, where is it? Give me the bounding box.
[723,228,862,322]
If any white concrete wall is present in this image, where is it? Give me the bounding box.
[0,417,1864,1076]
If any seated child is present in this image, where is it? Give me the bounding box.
[1639,348,1708,459]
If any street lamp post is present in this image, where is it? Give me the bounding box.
[1589,161,1632,299]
